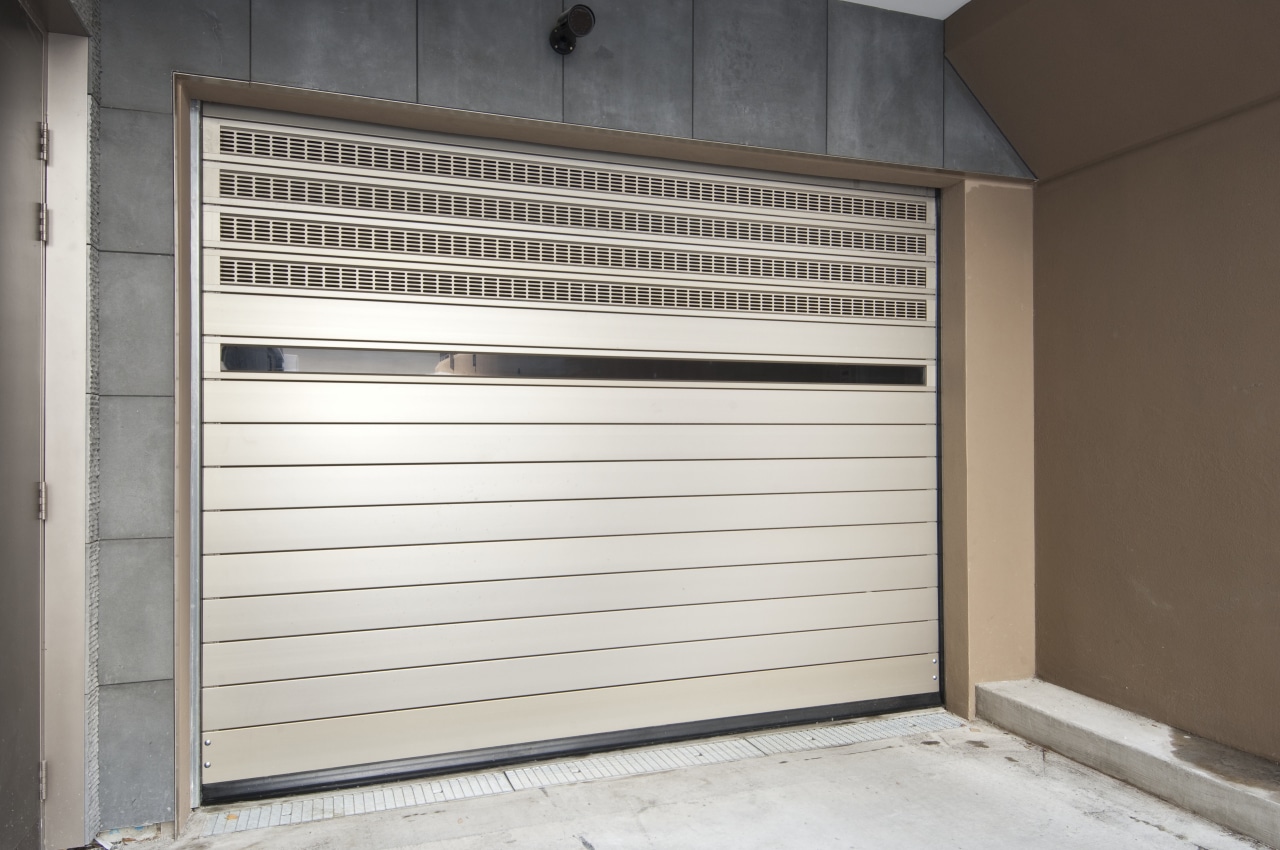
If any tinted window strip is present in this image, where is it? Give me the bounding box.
[221,345,926,387]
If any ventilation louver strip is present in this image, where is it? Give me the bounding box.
[218,215,930,288]
[219,128,930,223]
[218,258,930,321]
[218,172,929,256]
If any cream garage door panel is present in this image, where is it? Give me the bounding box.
[203,490,937,555]
[204,556,939,642]
[203,524,938,597]
[204,207,937,294]
[206,118,938,230]
[203,588,940,686]
[203,161,938,261]
[200,655,939,785]
[204,379,936,425]
[204,621,940,730]
[209,252,933,323]
[203,457,938,510]
[202,423,937,466]
[198,110,939,792]
[203,289,935,359]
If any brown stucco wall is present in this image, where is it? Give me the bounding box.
[1034,95,1280,761]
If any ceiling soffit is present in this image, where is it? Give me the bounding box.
[945,0,1280,180]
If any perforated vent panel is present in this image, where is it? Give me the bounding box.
[218,257,931,320]
[219,171,929,256]
[219,127,930,223]
[218,214,931,288]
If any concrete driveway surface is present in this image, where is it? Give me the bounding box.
[154,717,1267,850]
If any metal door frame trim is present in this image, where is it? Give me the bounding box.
[42,28,90,850]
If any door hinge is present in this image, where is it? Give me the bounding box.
[38,122,49,162]
[37,481,48,521]
[37,203,47,243]
[39,760,47,801]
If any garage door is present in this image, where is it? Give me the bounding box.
[196,107,939,798]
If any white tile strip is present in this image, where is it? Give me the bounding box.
[201,709,963,837]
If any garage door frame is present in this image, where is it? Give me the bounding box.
[170,73,1036,828]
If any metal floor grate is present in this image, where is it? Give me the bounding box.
[200,709,963,837]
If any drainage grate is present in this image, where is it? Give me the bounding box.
[200,710,963,837]
[217,258,931,320]
[748,709,962,755]
[217,214,931,287]
[507,738,763,791]
[219,127,931,223]
[218,171,929,255]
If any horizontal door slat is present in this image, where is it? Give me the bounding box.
[204,118,938,230]
[203,556,938,641]
[203,621,938,729]
[204,525,937,597]
[200,654,939,783]
[207,250,933,305]
[203,291,934,358]
[204,234,937,295]
[204,458,938,510]
[202,490,937,555]
[206,204,934,269]
[204,205,937,295]
[205,164,937,261]
[203,380,938,425]
[204,588,939,685]
[203,423,937,467]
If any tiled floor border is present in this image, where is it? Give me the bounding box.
[201,709,963,836]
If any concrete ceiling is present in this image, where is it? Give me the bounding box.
[842,0,971,20]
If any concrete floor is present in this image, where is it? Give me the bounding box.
[162,719,1267,850]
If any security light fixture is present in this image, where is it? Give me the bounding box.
[550,4,595,54]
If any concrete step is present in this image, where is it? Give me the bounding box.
[976,678,1280,849]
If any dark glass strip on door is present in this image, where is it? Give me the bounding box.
[221,345,926,386]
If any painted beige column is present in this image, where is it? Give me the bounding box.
[940,179,1036,718]
[43,32,91,850]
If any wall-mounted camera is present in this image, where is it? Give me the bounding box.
[550,5,595,55]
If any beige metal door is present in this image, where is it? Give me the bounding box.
[196,108,939,797]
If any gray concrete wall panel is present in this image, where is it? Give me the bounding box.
[98,108,174,254]
[827,2,942,167]
[418,0,563,121]
[563,0,693,137]
[99,396,175,540]
[98,252,175,397]
[943,61,1032,178]
[252,0,417,102]
[693,0,827,153]
[98,539,175,685]
[98,681,176,828]
[100,0,249,114]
